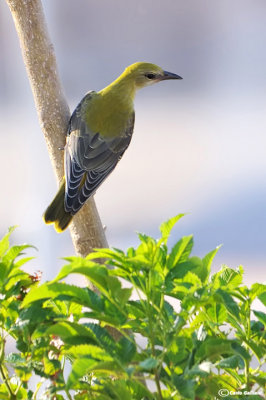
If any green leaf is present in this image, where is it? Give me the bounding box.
[137,232,152,244]
[0,384,10,400]
[138,357,159,371]
[166,337,189,365]
[231,341,251,361]
[105,275,132,304]
[67,358,123,389]
[22,282,100,311]
[15,256,35,268]
[217,266,243,289]
[86,248,126,264]
[45,321,98,345]
[187,361,213,377]
[201,246,221,282]
[243,338,264,360]
[3,244,35,265]
[166,256,202,282]
[104,380,133,400]
[126,380,154,400]
[258,291,266,307]
[250,283,266,302]
[65,344,114,362]
[253,310,266,326]
[206,303,227,324]
[116,337,136,364]
[167,235,194,269]
[84,323,117,354]
[54,260,108,287]
[173,376,195,399]
[54,261,132,305]
[4,270,31,291]
[0,226,16,258]
[66,357,97,389]
[159,214,186,244]
[216,355,244,369]
[196,338,232,361]
[18,302,60,330]
[43,357,61,375]
[214,288,240,318]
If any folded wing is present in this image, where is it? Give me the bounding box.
[64,92,135,215]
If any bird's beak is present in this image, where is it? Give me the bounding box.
[161,70,183,80]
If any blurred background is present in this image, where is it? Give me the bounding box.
[0,0,265,285]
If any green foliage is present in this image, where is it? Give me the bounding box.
[0,217,265,399]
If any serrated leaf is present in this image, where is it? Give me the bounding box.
[206,303,227,324]
[166,256,202,283]
[54,260,108,286]
[3,244,35,265]
[253,310,266,326]
[218,266,243,289]
[105,380,133,400]
[187,361,213,377]
[258,291,266,307]
[215,288,240,318]
[231,341,251,361]
[137,232,152,244]
[250,283,266,301]
[138,358,159,371]
[0,226,16,258]
[216,355,244,369]
[166,337,188,365]
[84,323,117,354]
[243,338,264,360]
[159,214,186,244]
[0,385,10,400]
[173,375,195,399]
[5,353,25,366]
[87,248,126,263]
[126,379,154,399]
[45,321,97,344]
[15,256,35,268]
[67,358,123,389]
[43,357,61,375]
[116,337,136,364]
[201,246,221,282]
[65,344,114,361]
[22,282,100,311]
[167,235,194,269]
[67,358,97,389]
[196,338,232,361]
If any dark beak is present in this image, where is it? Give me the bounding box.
[161,70,183,80]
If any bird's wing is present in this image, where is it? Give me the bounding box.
[64,91,135,214]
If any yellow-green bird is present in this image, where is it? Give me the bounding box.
[44,62,182,232]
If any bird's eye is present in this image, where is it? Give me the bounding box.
[145,73,156,80]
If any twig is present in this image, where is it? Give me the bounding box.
[5,0,108,257]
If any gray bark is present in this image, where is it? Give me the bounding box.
[6,0,108,256]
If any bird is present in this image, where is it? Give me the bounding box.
[43,62,182,232]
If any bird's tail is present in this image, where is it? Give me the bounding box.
[43,178,73,232]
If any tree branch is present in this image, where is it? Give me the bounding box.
[6,0,108,256]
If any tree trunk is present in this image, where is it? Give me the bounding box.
[6,0,108,256]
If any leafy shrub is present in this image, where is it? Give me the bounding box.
[0,216,265,399]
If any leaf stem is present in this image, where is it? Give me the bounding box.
[33,380,44,400]
[146,270,163,400]
[0,362,16,399]
[244,300,251,389]
[0,340,16,399]
[65,389,73,400]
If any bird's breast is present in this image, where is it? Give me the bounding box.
[83,92,134,139]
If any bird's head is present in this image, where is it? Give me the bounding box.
[123,62,182,89]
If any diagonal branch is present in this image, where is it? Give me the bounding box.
[6,0,108,256]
